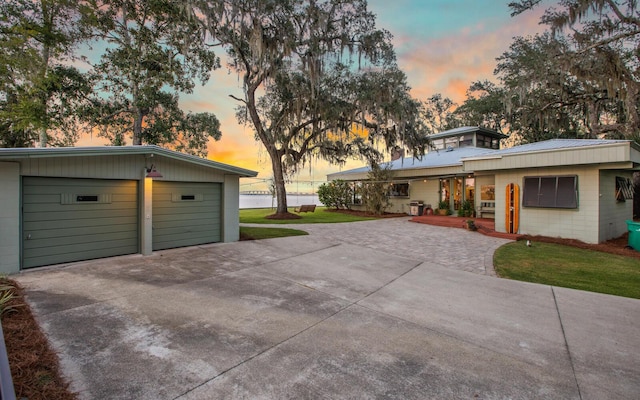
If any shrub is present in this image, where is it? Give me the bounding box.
[361,163,393,215]
[437,200,451,215]
[0,276,22,317]
[317,179,352,209]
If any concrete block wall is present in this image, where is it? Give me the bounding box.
[599,170,634,242]
[494,166,601,243]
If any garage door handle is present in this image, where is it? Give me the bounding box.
[26,234,31,240]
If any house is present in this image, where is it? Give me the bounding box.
[0,146,257,274]
[327,126,640,244]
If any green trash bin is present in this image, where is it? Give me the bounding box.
[626,220,640,251]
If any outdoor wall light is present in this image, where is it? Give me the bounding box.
[145,164,163,178]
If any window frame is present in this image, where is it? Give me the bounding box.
[522,175,578,209]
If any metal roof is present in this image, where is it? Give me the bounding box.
[0,145,258,177]
[461,139,632,160]
[329,138,639,179]
[329,146,497,176]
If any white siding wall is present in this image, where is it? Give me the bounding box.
[0,162,20,274]
[494,166,601,243]
[18,155,226,182]
[386,180,440,214]
[223,175,240,242]
[599,170,634,242]
[466,144,630,172]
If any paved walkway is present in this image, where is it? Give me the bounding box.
[243,217,511,275]
[14,219,640,399]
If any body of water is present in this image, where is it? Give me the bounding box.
[239,193,321,209]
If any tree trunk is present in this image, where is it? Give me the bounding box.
[132,107,143,145]
[270,150,289,215]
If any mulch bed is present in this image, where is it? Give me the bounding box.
[520,232,640,259]
[1,280,77,400]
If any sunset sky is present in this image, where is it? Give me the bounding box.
[79,0,552,192]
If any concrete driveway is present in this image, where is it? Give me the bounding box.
[14,219,640,399]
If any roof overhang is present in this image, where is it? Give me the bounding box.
[462,140,639,172]
[0,145,258,177]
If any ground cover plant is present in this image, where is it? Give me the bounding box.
[494,241,640,299]
[239,207,380,224]
[0,277,76,399]
[240,226,308,240]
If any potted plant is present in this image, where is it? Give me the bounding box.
[461,200,473,217]
[437,200,451,216]
[464,219,477,231]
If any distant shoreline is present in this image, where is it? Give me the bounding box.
[239,193,320,209]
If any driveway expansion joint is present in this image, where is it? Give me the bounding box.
[552,286,583,400]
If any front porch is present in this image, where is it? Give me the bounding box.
[410,214,523,241]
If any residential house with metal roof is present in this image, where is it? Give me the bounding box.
[327,127,640,244]
[0,146,257,274]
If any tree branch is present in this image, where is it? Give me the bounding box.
[228,94,246,104]
[577,29,640,54]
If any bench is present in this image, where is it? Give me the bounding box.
[478,202,495,218]
[294,204,316,213]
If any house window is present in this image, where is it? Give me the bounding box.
[523,175,578,209]
[459,134,474,147]
[616,176,634,202]
[431,139,445,150]
[388,182,409,197]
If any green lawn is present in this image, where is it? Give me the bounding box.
[239,226,308,240]
[239,207,376,224]
[494,241,640,299]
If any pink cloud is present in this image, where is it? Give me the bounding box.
[395,7,546,103]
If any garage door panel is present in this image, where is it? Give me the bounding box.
[152,181,221,251]
[152,221,220,235]
[23,201,137,214]
[24,244,139,269]
[152,208,220,218]
[23,183,136,195]
[22,177,138,269]
[153,236,219,250]
[24,229,137,248]
[153,203,221,214]
[23,223,138,240]
[23,208,137,222]
[153,217,220,227]
[24,238,137,260]
[24,216,136,231]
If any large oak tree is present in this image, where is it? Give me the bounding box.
[193,0,427,216]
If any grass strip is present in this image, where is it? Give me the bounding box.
[239,207,376,224]
[240,226,308,240]
[494,241,640,299]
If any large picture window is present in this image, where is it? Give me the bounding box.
[523,175,578,209]
[388,182,409,197]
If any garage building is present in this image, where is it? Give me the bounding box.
[0,146,257,274]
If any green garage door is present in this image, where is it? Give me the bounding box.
[22,177,139,269]
[152,181,222,251]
